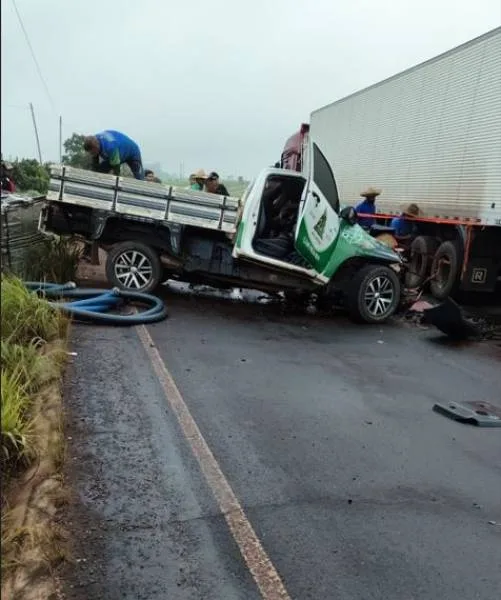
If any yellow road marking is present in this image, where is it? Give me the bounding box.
[136,324,291,600]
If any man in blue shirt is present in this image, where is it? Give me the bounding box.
[83,130,144,180]
[390,203,421,241]
[355,187,381,229]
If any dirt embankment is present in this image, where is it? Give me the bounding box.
[2,377,68,600]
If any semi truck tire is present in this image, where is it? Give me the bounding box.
[429,240,460,300]
[405,235,438,288]
[106,241,162,293]
[347,264,400,324]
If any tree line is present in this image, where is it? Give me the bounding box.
[6,133,101,194]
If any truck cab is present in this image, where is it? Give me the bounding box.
[280,123,309,172]
[232,140,403,321]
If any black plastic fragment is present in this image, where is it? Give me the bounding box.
[423,298,481,340]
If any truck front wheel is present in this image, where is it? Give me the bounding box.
[347,264,401,324]
[106,241,162,293]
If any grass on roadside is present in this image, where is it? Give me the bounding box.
[1,276,65,346]
[1,244,75,597]
[0,368,35,474]
[22,236,83,284]
[1,276,67,481]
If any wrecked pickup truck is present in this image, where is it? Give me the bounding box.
[40,142,402,323]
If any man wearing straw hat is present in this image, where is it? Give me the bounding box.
[390,203,421,241]
[190,169,208,191]
[355,186,381,229]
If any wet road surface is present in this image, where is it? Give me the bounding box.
[62,288,501,600]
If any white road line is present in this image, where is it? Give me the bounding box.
[136,324,292,600]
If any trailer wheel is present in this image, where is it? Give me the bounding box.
[347,264,400,324]
[429,241,460,300]
[106,241,162,293]
[405,235,438,288]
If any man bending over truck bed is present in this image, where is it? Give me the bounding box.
[83,130,144,180]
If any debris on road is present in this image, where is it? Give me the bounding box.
[433,400,501,427]
[405,296,501,342]
[423,298,482,339]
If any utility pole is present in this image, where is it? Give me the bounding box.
[29,102,42,164]
[59,115,62,163]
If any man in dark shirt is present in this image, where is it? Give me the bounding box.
[145,169,162,183]
[205,171,229,196]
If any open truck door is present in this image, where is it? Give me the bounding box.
[294,142,341,279]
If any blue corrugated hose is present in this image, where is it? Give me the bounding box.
[24,282,168,325]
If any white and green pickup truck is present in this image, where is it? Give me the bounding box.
[40,142,402,323]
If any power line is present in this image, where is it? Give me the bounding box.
[10,0,56,111]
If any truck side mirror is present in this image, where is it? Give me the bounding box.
[340,206,357,225]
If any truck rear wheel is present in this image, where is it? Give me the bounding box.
[106,241,162,293]
[429,240,460,300]
[405,235,438,288]
[347,264,400,324]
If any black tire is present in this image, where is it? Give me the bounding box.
[405,235,438,288]
[347,264,401,324]
[106,241,162,293]
[429,240,461,300]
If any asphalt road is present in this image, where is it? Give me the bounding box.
[61,288,501,600]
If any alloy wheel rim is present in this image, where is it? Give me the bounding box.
[114,250,153,289]
[364,275,395,317]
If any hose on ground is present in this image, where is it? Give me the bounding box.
[24,282,168,325]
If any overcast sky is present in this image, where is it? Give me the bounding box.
[1,0,500,178]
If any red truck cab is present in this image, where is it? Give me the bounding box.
[280,123,309,172]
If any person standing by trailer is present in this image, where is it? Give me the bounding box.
[390,203,421,242]
[355,187,381,229]
[83,130,144,180]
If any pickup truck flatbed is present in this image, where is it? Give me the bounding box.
[47,165,241,234]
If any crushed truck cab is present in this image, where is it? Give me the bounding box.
[234,143,400,283]
[40,143,402,324]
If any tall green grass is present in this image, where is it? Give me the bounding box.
[1,277,62,345]
[1,276,66,479]
[22,237,82,284]
[1,369,34,472]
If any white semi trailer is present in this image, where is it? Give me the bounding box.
[282,27,501,299]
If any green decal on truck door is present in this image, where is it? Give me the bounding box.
[294,143,341,273]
